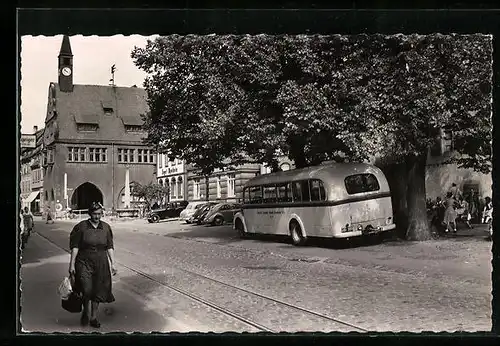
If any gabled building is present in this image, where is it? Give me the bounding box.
[156,154,187,203]
[42,35,156,213]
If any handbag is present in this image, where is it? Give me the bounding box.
[61,273,83,313]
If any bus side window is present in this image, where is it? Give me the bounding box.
[243,187,248,203]
[277,183,287,203]
[318,180,326,200]
[292,181,302,202]
[286,182,293,202]
[263,185,277,203]
[250,186,263,204]
[310,179,322,201]
[301,180,311,202]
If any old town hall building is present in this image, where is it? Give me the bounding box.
[42,35,156,213]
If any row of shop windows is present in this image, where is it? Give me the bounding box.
[67,147,156,164]
[68,147,108,162]
[21,181,32,195]
[117,148,156,164]
[158,154,182,169]
[191,174,236,200]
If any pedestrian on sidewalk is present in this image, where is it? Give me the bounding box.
[23,207,35,241]
[443,192,457,233]
[20,210,27,250]
[457,197,473,229]
[449,183,462,202]
[46,205,54,224]
[482,196,493,239]
[69,202,117,328]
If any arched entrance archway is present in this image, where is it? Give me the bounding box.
[70,182,103,210]
[116,181,140,209]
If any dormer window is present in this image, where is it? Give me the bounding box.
[74,114,99,132]
[121,116,144,132]
[125,125,142,132]
[101,101,114,115]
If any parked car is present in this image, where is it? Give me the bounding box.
[147,201,188,223]
[203,203,242,226]
[179,201,209,223]
[190,202,219,225]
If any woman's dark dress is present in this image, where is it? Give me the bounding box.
[69,220,115,303]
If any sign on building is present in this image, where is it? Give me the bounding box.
[21,134,36,148]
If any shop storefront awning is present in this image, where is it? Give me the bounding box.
[25,191,40,204]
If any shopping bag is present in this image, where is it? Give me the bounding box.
[62,292,83,313]
[60,273,83,313]
[58,276,73,300]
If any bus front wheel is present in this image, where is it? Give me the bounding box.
[235,219,247,238]
[290,221,307,246]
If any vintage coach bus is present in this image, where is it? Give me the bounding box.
[233,162,396,245]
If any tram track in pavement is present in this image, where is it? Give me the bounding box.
[36,231,368,333]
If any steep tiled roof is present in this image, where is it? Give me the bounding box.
[49,83,149,142]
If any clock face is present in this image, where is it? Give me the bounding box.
[61,67,72,76]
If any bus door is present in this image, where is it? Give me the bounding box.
[246,186,263,233]
[276,182,293,235]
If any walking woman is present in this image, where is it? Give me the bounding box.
[443,192,458,233]
[69,202,117,328]
[23,207,34,236]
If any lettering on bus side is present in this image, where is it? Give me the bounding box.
[256,211,285,215]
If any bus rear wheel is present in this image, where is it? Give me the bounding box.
[290,221,307,246]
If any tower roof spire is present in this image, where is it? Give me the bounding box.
[59,35,73,56]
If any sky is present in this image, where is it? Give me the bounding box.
[20,35,159,134]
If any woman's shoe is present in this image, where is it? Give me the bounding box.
[80,314,89,326]
[89,319,101,328]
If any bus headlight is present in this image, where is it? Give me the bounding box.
[386,217,392,225]
[357,224,363,231]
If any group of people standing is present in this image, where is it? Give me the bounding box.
[427,183,493,236]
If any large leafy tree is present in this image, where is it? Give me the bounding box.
[132,35,251,199]
[132,34,492,240]
[131,182,169,210]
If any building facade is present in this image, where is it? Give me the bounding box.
[182,156,295,203]
[21,126,45,213]
[424,128,492,200]
[42,35,156,213]
[156,154,187,202]
[186,162,260,203]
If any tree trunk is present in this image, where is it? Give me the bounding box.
[405,153,431,241]
[205,175,210,201]
[379,161,408,239]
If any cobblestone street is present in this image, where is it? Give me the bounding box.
[20,217,492,333]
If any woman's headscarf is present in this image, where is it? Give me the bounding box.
[88,202,104,215]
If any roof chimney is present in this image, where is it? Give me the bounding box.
[33,126,38,133]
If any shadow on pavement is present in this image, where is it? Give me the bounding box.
[166,224,392,249]
[20,234,169,333]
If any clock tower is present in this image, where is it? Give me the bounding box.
[58,35,73,92]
